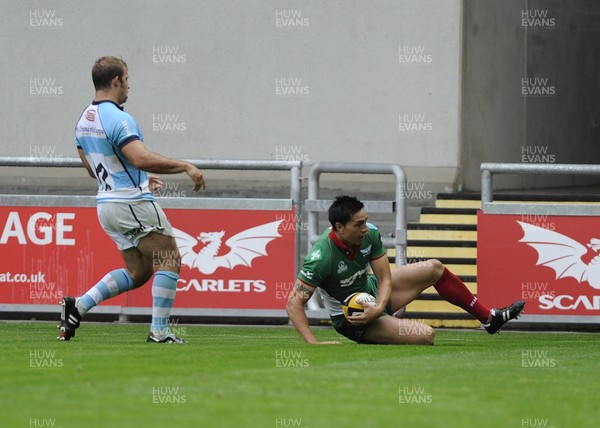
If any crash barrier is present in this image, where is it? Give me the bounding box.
[478,163,600,327]
[0,156,301,320]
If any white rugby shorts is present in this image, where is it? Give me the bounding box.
[97,200,175,250]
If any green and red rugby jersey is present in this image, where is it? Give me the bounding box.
[297,224,387,324]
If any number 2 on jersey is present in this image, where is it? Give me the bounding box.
[95,163,112,191]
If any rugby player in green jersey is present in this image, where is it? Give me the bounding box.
[287,196,524,344]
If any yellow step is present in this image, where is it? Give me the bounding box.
[419,213,477,224]
[436,199,482,209]
[493,200,600,205]
[407,300,474,312]
[445,263,477,276]
[388,260,477,277]
[407,246,477,259]
[388,248,476,258]
[407,229,477,241]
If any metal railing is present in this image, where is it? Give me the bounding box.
[306,162,408,264]
[0,156,302,201]
[481,162,600,216]
[0,156,304,272]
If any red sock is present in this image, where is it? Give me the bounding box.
[434,267,491,323]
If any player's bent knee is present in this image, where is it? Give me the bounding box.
[426,259,445,282]
[427,258,444,273]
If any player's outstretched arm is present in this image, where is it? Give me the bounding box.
[121,140,205,191]
[286,280,340,344]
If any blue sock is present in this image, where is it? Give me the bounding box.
[77,268,133,316]
[151,271,179,339]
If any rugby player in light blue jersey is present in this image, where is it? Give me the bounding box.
[58,56,205,343]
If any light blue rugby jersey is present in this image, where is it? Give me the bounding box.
[75,100,154,203]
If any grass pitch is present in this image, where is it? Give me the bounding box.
[2,322,599,428]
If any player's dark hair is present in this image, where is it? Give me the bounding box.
[328,196,364,227]
[92,56,128,91]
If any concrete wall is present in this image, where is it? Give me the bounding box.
[462,0,600,191]
[0,1,463,194]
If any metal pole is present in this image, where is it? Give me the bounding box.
[307,164,321,253]
[0,156,302,172]
[391,164,407,266]
[481,168,493,204]
[480,162,600,206]
[290,164,302,275]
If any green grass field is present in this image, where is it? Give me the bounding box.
[2,322,599,428]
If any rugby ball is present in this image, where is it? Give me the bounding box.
[342,292,376,318]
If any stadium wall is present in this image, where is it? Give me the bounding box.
[0,1,462,194]
[6,2,595,195]
[461,0,600,191]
